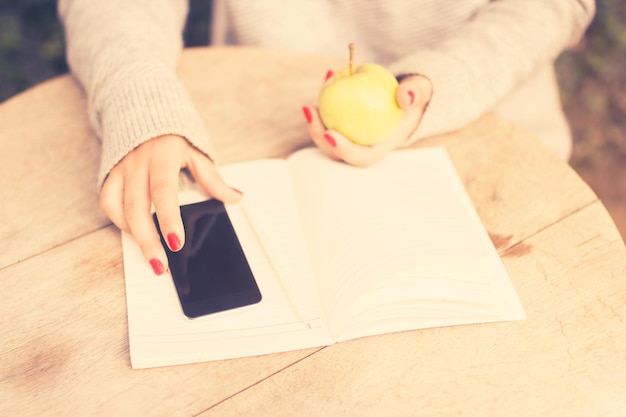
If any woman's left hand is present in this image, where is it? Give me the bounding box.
[303,74,433,167]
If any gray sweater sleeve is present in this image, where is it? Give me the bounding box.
[58,0,215,191]
[386,0,595,143]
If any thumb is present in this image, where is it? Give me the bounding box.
[186,151,243,205]
[396,75,432,111]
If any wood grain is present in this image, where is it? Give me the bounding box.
[1,47,625,416]
[0,225,321,417]
[199,202,626,417]
[0,76,108,269]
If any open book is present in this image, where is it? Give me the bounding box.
[122,147,525,369]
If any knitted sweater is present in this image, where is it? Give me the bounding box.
[58,0,595,190]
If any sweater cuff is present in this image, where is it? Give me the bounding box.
[388,49,487,143]
[96,68,214,191]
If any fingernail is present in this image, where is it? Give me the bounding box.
[324,70,334,81]
[232,187,243,195]
[302,106,312,124]
[149,258,165,275]
[324,133,337,147]
[167,233,181,251]
[408,90,415,105]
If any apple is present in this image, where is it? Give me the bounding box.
[318,43,402,146]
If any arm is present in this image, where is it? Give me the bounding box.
[58,0,241,275]
[387,0,596,142]
[58,0,213,190]
[306,0,594,167]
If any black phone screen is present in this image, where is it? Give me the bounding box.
[154,199,262,319]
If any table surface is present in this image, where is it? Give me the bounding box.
[2,47,626,417]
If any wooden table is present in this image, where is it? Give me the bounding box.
[2,47,625,416]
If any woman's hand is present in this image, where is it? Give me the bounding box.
[99,134,242,275]
[303,74,433,167]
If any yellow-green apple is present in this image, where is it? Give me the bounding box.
[318,43,402,146]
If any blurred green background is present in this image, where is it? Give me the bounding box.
[1,0,624,237]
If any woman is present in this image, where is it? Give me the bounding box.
[58,0,595,275]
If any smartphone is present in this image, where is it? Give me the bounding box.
[153,199,262,319]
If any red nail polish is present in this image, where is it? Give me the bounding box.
[408,90,415,105]
[302,106,312,124]
[324,70,334,82]
[324,133,337,147]
[167,233,181,251]
[150,258,165,275]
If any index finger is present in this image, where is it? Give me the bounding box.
[149,149,185,253]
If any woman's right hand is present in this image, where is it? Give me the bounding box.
[99,134,242,275]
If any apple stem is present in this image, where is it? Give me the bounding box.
[349,43,355,76]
